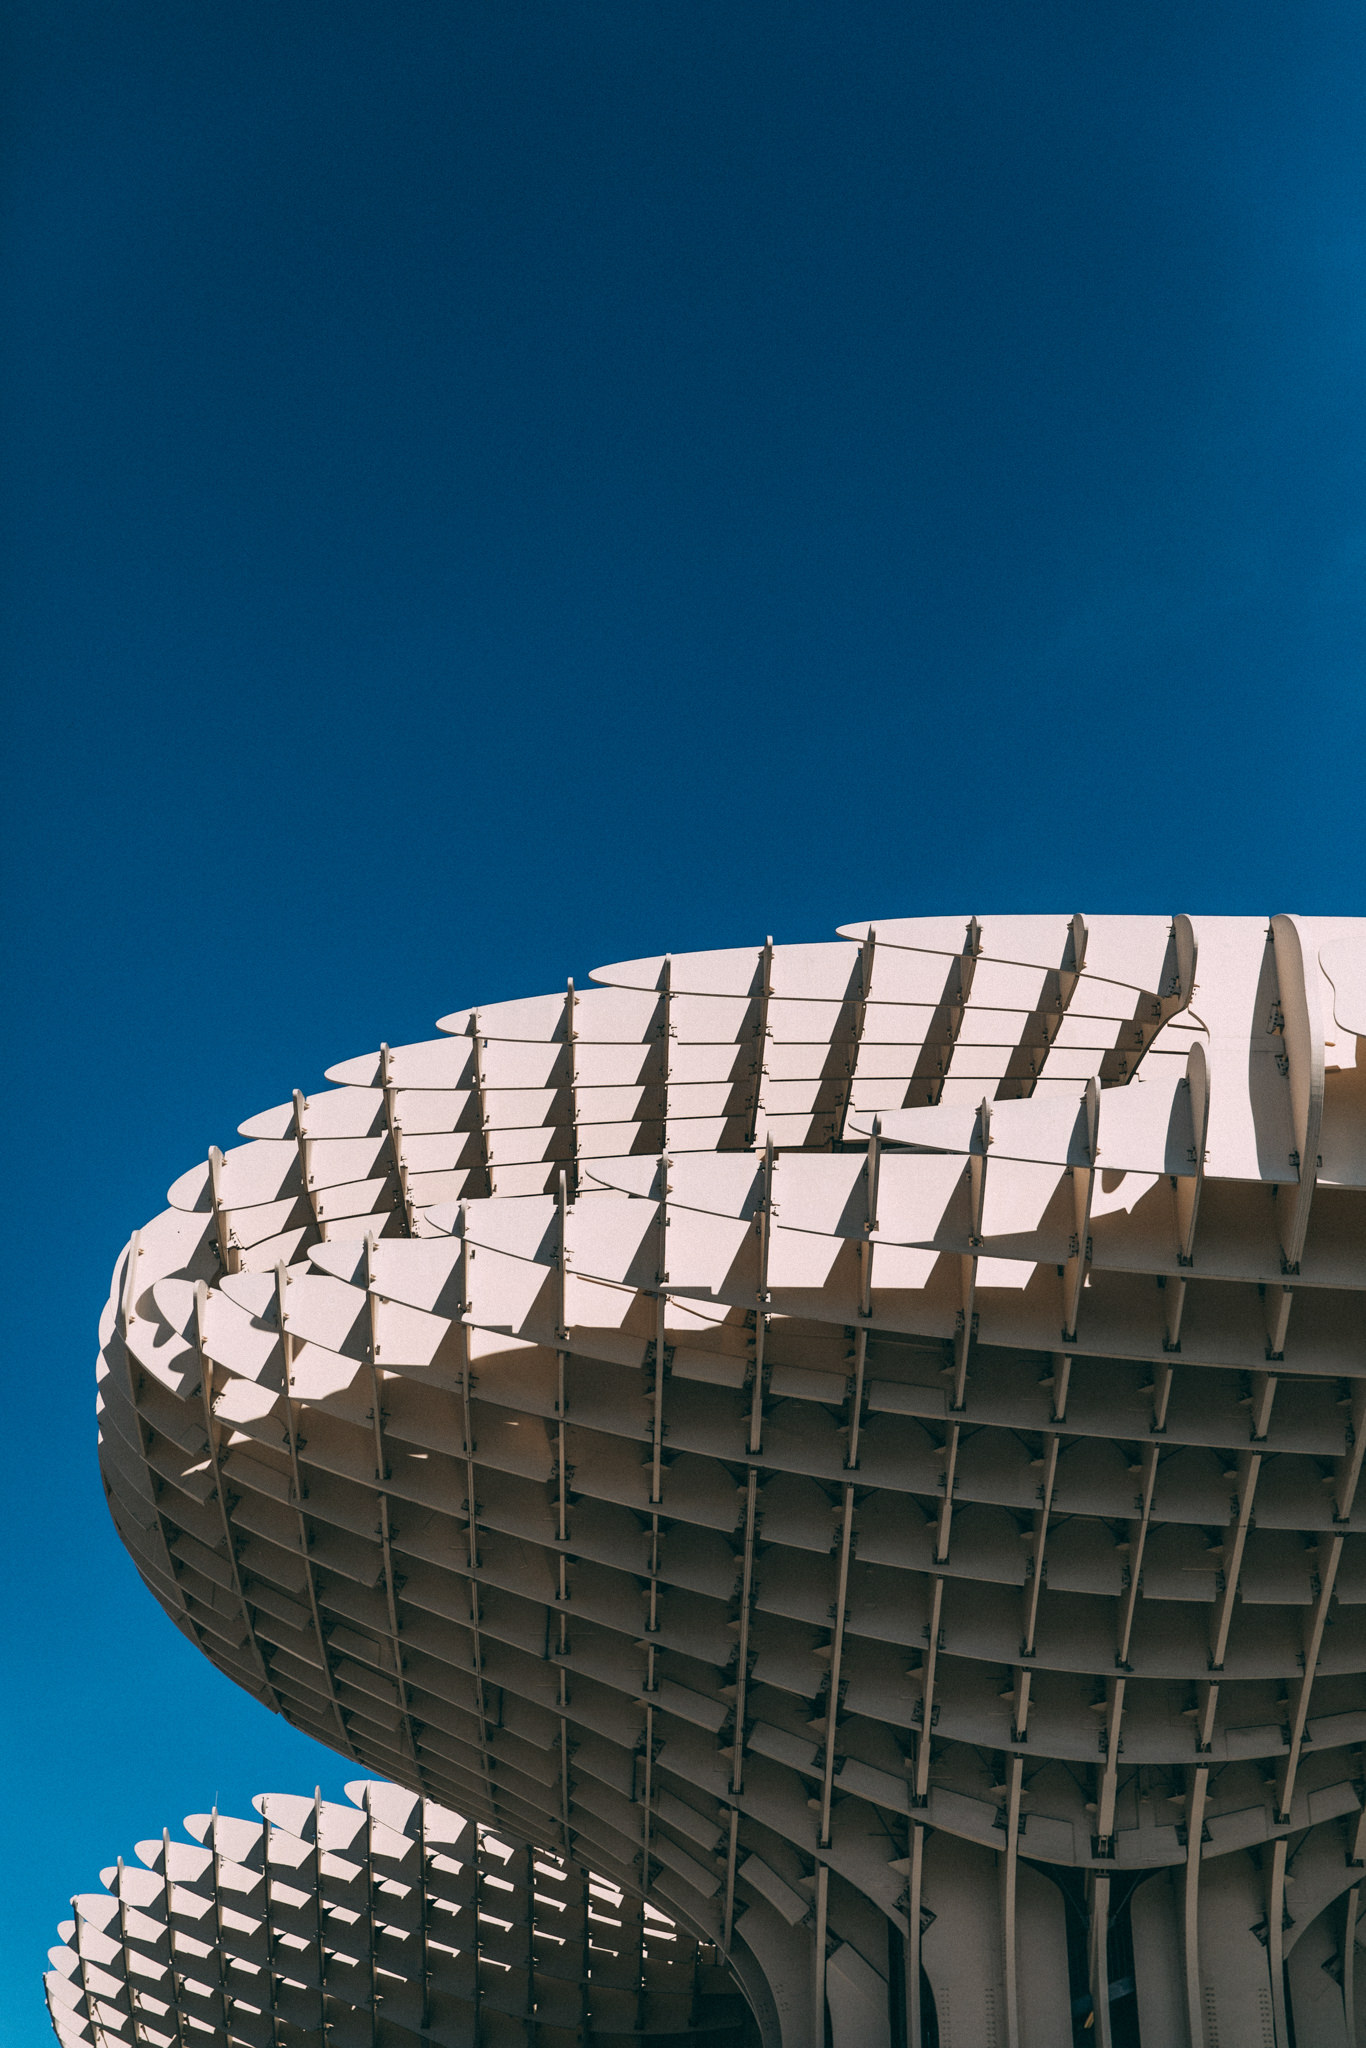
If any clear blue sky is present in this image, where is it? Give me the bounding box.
[3,1,1365,2035]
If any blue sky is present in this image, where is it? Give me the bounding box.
[3,0,1365,2033]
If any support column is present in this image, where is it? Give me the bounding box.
[813,1862,829,2048]
[904,1823,925,2048]
[1088,1871,1113,2048]
[1000,1755,1023,2048]
[1343,1879,1360,2048]
[1266,1837,1289,2048]
[1182,1766,1209,2048]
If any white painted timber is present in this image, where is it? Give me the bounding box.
[46,1782,758,2048]
[97,913,1366,2048]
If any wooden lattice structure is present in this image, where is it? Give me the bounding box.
[95,913,1366,2046]
[46,1782,757,2047]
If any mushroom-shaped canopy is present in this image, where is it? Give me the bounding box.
[45,1780,758,2047]
[94,914,1366,2048]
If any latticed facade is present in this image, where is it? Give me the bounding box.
[96,913,1366,2046]
[46,1782,756,2046]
